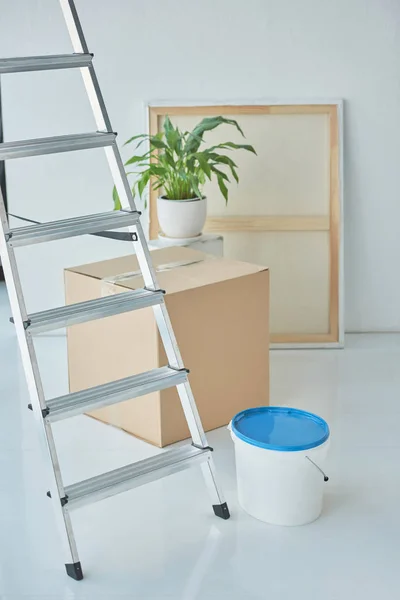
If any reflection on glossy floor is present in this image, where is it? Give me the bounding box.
[1,281,399,599]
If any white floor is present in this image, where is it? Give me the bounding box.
[1,281,399,599]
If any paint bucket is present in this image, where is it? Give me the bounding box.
[230,407,330,526]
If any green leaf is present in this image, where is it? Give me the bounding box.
[128,163,151,169]
[134,132,166,151]
[148,164,167,177]
[163,115,173,137]
[124,134,148,146]
[150,139,167,150]
[175,132,182,155]
[213,141,257,154]
[194,153,212,179]
[193,116,244,137]
[216,173,228,204]
[112,185,121,210]
[162,150,176,168]
[152,181,164,190]
[185,116,246,154]
[198,170,206,186]
[135,137,151,150]
[183,131,206,153]
[124,152,150,167]
[187,173,202,199]
[163,116,180,153]
[137,171,151,198]
[231,166,239,184]
[211,154,239,183]
[211,165,229,181]
[212,154,238,167]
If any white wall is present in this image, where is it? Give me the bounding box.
[1,0,400,329]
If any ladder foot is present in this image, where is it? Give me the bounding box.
[65,561,83,581]
[213,502,230,520]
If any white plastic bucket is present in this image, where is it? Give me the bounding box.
[230,407,330,526]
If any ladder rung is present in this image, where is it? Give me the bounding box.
[46,366,188,422]
[65,445,211,510]
[7,210,140,247]
[0,132,115,161]
[0,53,93,74]
[24,288,164,333]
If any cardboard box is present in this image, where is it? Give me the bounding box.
[65,246,269,447]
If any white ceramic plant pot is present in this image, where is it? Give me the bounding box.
[157,196,207,239]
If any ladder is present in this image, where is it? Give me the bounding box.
[0,0,229,581]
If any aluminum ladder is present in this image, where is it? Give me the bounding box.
[0,0,229,581]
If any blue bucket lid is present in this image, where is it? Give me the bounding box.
[231,407,330,452]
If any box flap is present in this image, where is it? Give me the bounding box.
[65,246,268,294]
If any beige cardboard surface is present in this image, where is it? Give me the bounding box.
[65,247,269,447]
[158,272,270,446]
[67,246,267,295]
[65,271,162,444]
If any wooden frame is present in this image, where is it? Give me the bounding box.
[148,101,344,348]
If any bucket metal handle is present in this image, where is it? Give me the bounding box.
[305,456,329,482]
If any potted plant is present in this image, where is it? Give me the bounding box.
[113,116,256,239]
